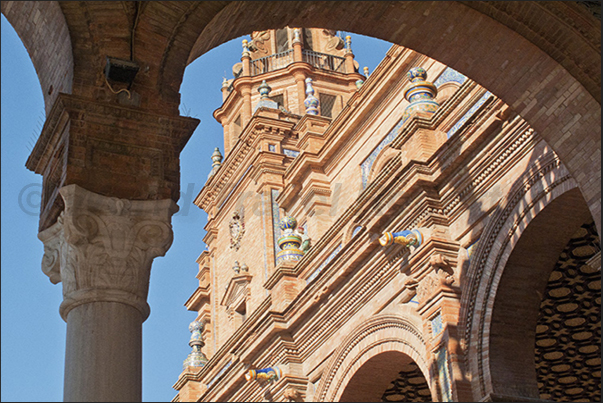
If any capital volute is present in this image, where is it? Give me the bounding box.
[38,184,179,321]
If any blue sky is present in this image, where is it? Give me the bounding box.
[1,16,392,402]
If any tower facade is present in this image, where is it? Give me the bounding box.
[215,27,363,156]
[174,28,600,403]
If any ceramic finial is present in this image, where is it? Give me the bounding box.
[304,78,319,115]
[401,67,439,123]
[242,39,250,58]
[183,321,208,369]
[258,80,271,99]
[345,35,352,54]
[207,147,223,179]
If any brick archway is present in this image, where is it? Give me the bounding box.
[316,314,431,402]
[2,1,599,236]
[461,153,594,401]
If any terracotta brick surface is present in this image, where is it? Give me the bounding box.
[3,2,600,402]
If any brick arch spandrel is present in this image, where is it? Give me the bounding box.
[1,1,73,114]
[460,153,594,401]
[175,1,600,237]
[316,314,430,402]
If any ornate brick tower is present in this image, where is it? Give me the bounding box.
[174,27,600,403]
[214,27,364,156]
[180,27,365,363]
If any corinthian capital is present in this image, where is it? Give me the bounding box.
[38,184,178,321]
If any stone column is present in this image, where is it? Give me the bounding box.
[38,184,178,402]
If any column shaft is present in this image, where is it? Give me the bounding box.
[64,302,142,402]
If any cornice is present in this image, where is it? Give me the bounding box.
[184,284,211,312]
[195,114,295,211]
[195,250,210,266]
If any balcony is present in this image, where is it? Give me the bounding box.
[248,49,347,76]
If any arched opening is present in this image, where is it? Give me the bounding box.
[487,187,598,399]
[339,351,432,403]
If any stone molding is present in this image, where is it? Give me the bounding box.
[38,184,178,321]
[221,274,252,310]
[460,154,574,399]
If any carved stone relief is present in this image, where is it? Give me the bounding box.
[229,211,245,251]
[228,211,245,250]
[322,29,344,51]
[416,254,455,303]
[250,30,272,57]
